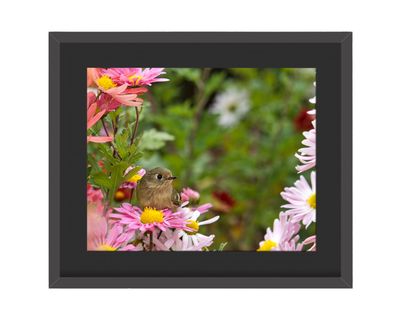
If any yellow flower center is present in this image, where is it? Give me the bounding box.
[129,74,143,85]
[127,174,143,183]
[97,75,116,90]
[307,193,316,209]
[257,240,277,251]
[186,219,200,235]
[140,207,164,224]
[97,244,117,251]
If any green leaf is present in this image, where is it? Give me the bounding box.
[139,129,175,151]
[114,128,130,159]
[108,163,125,205]
[126,151,143,166]
[87,154,100,173]
[97,143,117,164]
[92,172,112,189]
[205,72,225,97]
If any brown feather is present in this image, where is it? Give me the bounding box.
[136,167,180,210]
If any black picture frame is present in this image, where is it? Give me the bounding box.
[49,32,352,288]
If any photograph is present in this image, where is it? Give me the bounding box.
[87,67,317,252]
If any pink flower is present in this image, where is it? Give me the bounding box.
[302,235,316,251]
[90,67,169,112]
[280,239,303,251]
[257,213,302,251]
[87,183,103,204]
[281,171,316,228]
[87,208,137,251]
[110,203,188,233]
[87,68,100,87]
[87,92,113,143]
[101,68,169,87]
[295,119,316,173]
[96,81,147,109]
[153,229,215,251]
[195,203,213,214]
[180,187,200,202]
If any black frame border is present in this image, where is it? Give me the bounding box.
[49,32,352,288]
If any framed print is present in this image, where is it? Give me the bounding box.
[49,32,352,288]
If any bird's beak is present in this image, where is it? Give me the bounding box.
[166,176,177,180]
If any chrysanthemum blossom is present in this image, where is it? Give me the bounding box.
[96,78,147,110]
[257,212,302,251]
[101,68,169,87]
[87,68,100,87]
[302,235,316,251]
[180,187,200,202]
[153,229,215,251]
[110,203,188,233]
[120,167,146,189]
[87,92,113,143]
[87,183,103,204]
[295,119,316,173]
[281,171,316,228]
[87,211,137,251]
[159,204,218,251]
[210,88,250,127]
[180,205,218,234]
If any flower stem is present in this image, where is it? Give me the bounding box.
[112,115,119,158]
[113,115,119,136]
[130,107,140,146]
[101,116,122,159]
[101,117,110,137]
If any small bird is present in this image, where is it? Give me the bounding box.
[136,167,181,210]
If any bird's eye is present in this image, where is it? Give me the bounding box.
[156,174,163,180]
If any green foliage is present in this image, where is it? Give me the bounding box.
[139,129,175,151]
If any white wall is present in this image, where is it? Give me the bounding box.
[1,1,399,319]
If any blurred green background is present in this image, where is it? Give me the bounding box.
[131,68,315,250]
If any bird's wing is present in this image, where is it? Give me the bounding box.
[172,189,182,206]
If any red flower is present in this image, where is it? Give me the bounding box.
[294,108,315,132]
[114,188,132,202]
[212,191,236,212]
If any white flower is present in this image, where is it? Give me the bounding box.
[257,213,302,251]
[210,88,250,127]
[280,171,316,228]
[295,119,316,173]
[176,206,219,250]
[152,205,219,251]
